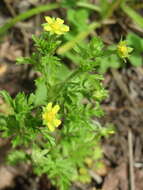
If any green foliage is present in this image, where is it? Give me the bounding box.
[127,33,143,66]
[0,91,41,147]
[7,150,28,165]
[61,0,77,8]
[57,0,142,74]
[99,0,110,18]
[0,21,114,190]
[67,9,89,32]
[98,52,121,73]
[97,33,143,73]
[0,1,141,187]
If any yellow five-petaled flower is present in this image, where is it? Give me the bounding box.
[117,41,133,59]
[43,16,69,35]
[42,102,61,132]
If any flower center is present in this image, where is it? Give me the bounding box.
[51,23,60,30]
[119,45,128,55]
[46,111,55,122]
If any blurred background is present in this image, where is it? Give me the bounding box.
[0,0,143,189]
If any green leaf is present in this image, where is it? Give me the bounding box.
[129,52,142,67]
[7,150,27,165]
[126,33,143,66]
[0,90,13,108]
[0,115,7,130]
[14,93,30,113]
[34,78,47,106]
[16,57,31,65]
[127,33,143,52]
[61,0,77,8]
[99,54,120,73]
[99,0,110,18]
[28,93,35,105]
[89,37,104,57]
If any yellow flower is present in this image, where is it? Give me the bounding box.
[42,102,61,131]
[117,41,133,59]
[43,16,69,35]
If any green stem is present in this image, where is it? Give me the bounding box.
[0,3,59,37]
[76,2,101,12]
[57,22,101,55]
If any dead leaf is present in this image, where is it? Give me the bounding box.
[0,166,15,189]
[0,41,22,61]
[0,64,7,76]
[135,168,143,190]
[102,163,128,190]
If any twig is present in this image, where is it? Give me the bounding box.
[128,130,135,190]
[4,0,16,17]
[74,182,87,190]
[3,1,30,56]
[89,170,102,184]
[128,23,143,36]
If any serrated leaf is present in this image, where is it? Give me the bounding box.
[99,54,120,73]
[7,150,27,165]
[16,57,31,65]
[0,90,13,108]
[34,78,47,106]
[28,93,35,105]
[14,92,31,115]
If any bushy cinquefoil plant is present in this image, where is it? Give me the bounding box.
[0,17,114,190]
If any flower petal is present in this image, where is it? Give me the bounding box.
[48,123,55,132]
[45,16,53,24]
[55,30,63,35]
[44,25,52,31]
[52,105,60,114]
[54,119,61,127]
[61,25,69,32]
[56,18,64,24]
[46,102,52,111]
